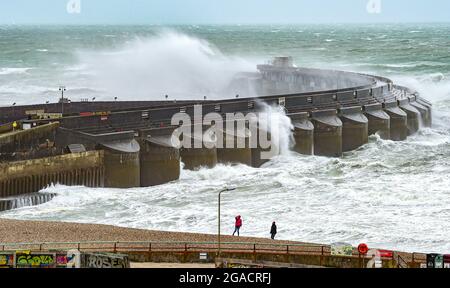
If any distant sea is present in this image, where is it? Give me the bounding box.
[1,24,450,253]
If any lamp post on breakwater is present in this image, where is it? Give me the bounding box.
[59,86,66,115]
[218,187,236,258]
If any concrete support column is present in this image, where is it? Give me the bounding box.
[398,99,421,136]
[217,127,253,167]
[383,102,408,141]
[417,98,432,127]
[364,103,391,140]
[139,136,181,187]
[290,112,314,155]
[0,181,5,198]
[311,110,343,157]
[102,140,141,188]
[250,131,272,168]
[410,99,432,128]
[180,129,217,171]
[339,107,369,152]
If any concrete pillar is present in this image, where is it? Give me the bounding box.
[250,132,272,168]
[89,169,95,187]
[339,107,369,152]
[139,136,181,187]
[383,102,408,141]
[417,98,432,127]
[102,139,141,188]
[85,169,91,187]
[290,112,314,155]
[364,103,391,140]
[99,167,104,187]
[0,181,5,198]
[95,168,100,187]
[311,110,343,157]
[25,177,30,194]
[217,127,253,167]
[180,131,217,171]
[13,179,18,197]
[410,99,432,128]
[398,99,420,136]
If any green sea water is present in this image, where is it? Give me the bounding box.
[0,24,449,104]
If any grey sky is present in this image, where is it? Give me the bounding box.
[0,0,449,25]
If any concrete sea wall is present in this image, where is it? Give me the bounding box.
[0,66,433,212]
[0,151,104,210]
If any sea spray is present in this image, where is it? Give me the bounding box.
[392,74,450,104]
[255,102,295,158]
[79,31,256,100]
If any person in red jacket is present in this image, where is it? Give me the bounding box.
[232,215,242,236]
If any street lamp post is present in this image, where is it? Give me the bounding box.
[218,187,236,258]
[59,86,66,115]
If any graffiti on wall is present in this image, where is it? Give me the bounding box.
[81,253,130,268]
[331,244,353,257]
[15,252,56,268]
[0,254,15,268]
[57,250,81,268]
[1,250,129,268]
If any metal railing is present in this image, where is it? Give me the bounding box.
[0,240,414,261]
[1,240,429,269]
[0,240,328,255]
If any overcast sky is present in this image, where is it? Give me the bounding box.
[0,0,449,25]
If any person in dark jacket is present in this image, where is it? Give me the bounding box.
[232,215,242,236]
[270,222,277,240]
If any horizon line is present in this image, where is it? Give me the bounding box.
[0,21,449,26]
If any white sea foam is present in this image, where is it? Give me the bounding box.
[0,67,32,75]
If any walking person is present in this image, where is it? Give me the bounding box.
[232,215,242,236]
[270,222,277,240]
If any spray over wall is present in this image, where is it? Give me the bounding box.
[79,31,256,100]
[256,102,295,158]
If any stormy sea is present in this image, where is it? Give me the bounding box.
[1,24,449,253]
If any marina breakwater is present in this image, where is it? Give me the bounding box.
[0,58,432,211]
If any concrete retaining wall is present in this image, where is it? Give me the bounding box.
[0,122,60,154]
[126,251,397,269]
[0,151,104,199]
[0,193,57,212]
